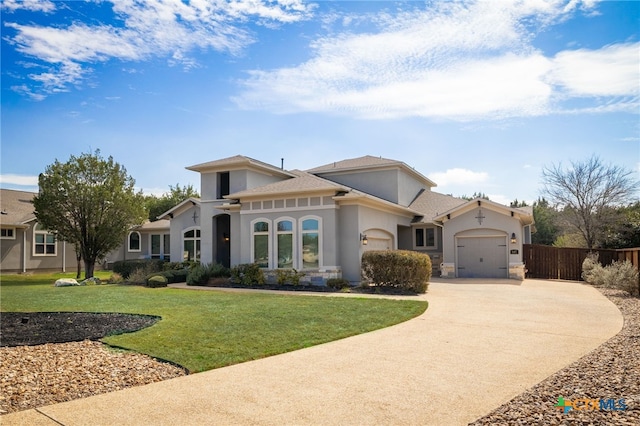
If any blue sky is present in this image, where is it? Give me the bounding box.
[1,0,638,206]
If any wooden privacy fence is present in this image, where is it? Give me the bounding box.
[523,244,640,281]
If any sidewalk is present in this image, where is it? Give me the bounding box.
[3,279,623,425]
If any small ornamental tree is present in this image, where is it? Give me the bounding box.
[33,150,147,278]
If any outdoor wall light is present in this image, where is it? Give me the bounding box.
[510,233,517,244]
[360,233,368,245]
[223,233,230,242]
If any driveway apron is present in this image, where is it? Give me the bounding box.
[3,279,622,426]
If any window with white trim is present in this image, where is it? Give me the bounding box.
[252,220,270,268]
[301,217,320,269]
[128,231,141,252]
[414,227,436,249]
[276,219,294,268]
[33,223,56,256]
[1,227,15,239]
[151,234,171,259]
[183,228,201,262]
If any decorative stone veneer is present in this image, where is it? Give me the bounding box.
[440,263,456,278]
[509,263,526,280]
[264,268,342,286]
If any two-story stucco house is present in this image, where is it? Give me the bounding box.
[159,155,534,283]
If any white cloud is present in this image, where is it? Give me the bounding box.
[547,43,640,97]
[5,0,315,98]
[2,0,56,13]
[428,168,489,186]
[0,174,39,186]
[235,0,637,120]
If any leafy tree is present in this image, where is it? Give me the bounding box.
[510,199,529,208]
[461,192,490,201]
[145,183,199,221]
[601,202,640,249]
[33,151,147,278]
[541,156,639,249]
[531,197,560,245]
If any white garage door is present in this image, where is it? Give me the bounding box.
[457,237,508,278]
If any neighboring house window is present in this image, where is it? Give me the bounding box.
[301,217,320,268]
[163,234,171,258]
[128,231,141,252]
[1,227,15,239]
[33,223,56,256]
[183,228,201,262]
[252,220,270,268]
[415,227,436,249]
[151,234,171,259]
[276,219,294,268]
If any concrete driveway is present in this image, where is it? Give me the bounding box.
[3,279,622,426]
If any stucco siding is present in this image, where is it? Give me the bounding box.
[398,171,427,206]
[318,169,400,204]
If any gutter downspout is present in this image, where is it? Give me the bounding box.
[22,229,27,273]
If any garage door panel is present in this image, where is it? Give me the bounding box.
[457,237,507,278]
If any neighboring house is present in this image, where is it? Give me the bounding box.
[0,188,171,273]
[158,155,534,282]
[105,219,171,267]
[0,189,78,273]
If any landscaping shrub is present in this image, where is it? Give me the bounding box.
[186,263,230,286]
[276,269,305,285]
[230,263,265,286]
[171,269,189,283]
[113,259,164,279]
[187,264,210,286]
[605,260,639,296]
[582,254,640,296]
[326,278,350,290]
[146,275,168,288]
[361,250,431,294]
[582,253,605,286]
[107,273,123,284]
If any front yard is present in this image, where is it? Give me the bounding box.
[0,273,427,373]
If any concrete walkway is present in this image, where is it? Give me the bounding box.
[3,279,622,426]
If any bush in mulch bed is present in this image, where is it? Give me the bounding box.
[0,312,160,347]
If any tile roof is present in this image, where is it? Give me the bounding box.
[134,219,171,231]
[186,155,294,177]
[0,189,37,226]
[307,155,436,187]
[227,170,349,198]
[307,155,405,172]
[408,189,467,223]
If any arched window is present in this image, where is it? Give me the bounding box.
[276,219,294,268]
[183,228,201,262]
[128,231,141,252]
[301,217,320,269]
[252,220,270,268]
[34,223,56,256]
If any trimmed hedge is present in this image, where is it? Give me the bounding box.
[361,250,431,294]
[146,275,168,288]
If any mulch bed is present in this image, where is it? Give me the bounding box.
[0,312,160,347]
[0,312,186,415]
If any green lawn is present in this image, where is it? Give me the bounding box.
[0,273,427,372]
